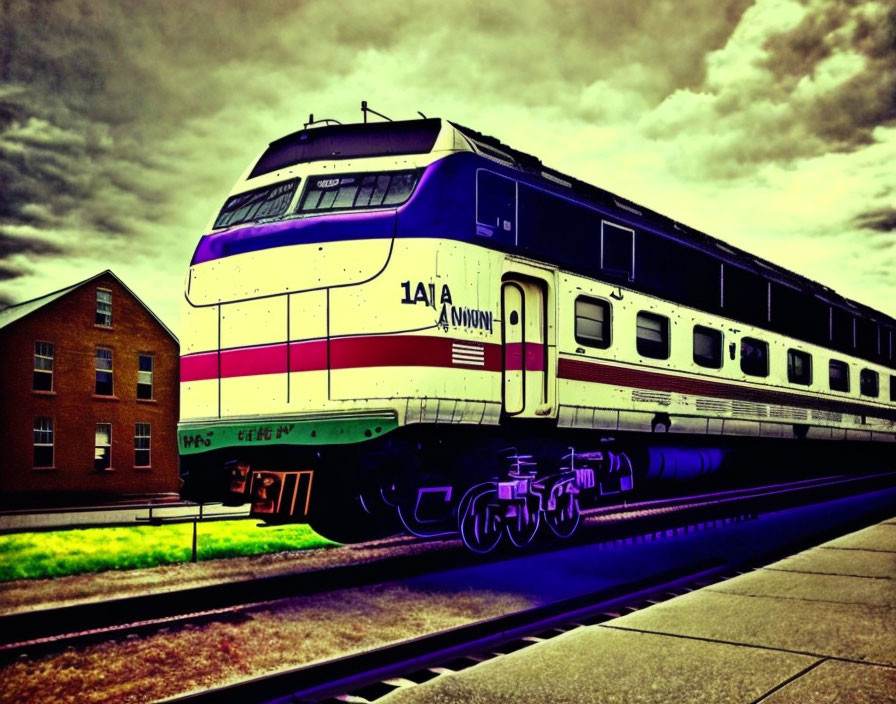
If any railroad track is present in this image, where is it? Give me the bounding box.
[2,471,894,666]
[164,481,896,704]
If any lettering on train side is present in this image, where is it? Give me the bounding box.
[439,305,494,333]
[182,433,213,449]
[400,280,445,309]
[237,424,296,442]
[401,282,494,334]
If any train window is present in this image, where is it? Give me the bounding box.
[601,222,634,281]
[831,306,853,351]
[860,369,879,397]
[575,297,611,349]
[891,376,896,402]
[518,183,597,263]
[740,337,769,377]
[856,318,878,358]
[693,326,722,368]
[787,349,812,385]
[477,171,517,240]
[299,171,420,213]
[635,233,721,312]
[829,360,850,392]
[723,266,767,327]
[636,312,669,360]
[213,178,299,229]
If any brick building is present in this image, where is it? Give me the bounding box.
[0,271,180,506]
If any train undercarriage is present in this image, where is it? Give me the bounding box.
[179,423,876,553]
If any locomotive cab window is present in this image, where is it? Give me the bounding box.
[787,349,812,385]
[300,170,419,213]
[213,178,299,229]
[693,326,722,368]
[829,360,850,392]
[636,312,669,360]
[860,368,879,398]
[575,297,611,349]
[740,337,769,377]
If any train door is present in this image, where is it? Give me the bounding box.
[501,276,552,418]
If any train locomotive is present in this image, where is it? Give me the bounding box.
[179,111,896,552]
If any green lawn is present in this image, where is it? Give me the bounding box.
[0,520,336,581]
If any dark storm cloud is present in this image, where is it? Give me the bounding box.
[641,1,896,178]
[0,229,64,281]
[762,2,896,150]
[854,208,896,233]
[0,263,22,281]
[0,231,64,258]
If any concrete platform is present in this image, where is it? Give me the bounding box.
[380,519,896,703]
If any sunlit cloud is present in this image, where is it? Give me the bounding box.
[0,0,893,330]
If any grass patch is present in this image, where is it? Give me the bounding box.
[0,520,336,581]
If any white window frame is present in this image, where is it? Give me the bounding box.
[95,347,114,396]
[33,341,54,391]
[95,423,112,471]
[137,354,154,400]
[33,417,54,468]
[135,423,151,468]
[96,288,112,327]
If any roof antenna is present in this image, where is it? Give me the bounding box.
[417,111,427,119]
[361,100,392,123]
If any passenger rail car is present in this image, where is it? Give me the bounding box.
[179,115,896,552]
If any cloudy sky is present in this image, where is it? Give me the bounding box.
[1,0,894,334]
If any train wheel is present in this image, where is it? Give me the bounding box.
[544,492,581,539]
[505,499,540,548]
[459,486,503,554]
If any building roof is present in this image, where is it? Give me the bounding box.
[0,270,178,342]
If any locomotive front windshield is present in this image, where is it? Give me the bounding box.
[299,171,420,213]
[213,178,299,229]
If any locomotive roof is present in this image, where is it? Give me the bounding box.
[447,120,894,329]
[249,116,891,329]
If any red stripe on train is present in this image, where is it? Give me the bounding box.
[180,335,502,381]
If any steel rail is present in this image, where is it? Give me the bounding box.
[163,485,896,704]
[2,471,893,664]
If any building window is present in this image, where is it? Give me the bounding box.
[33,417,54,468]
[636,312,669,360]
[740,337,769,377]
[96,288,112,327]
[860,369,879,398]
[829,360,850,392]
[574,297,611,349]
[787,349,812,385]
[135,423,151,467]
[137,354,154,400]
[95,424,112,471]
[33,341,54,391]
[693,326,722,368]
[95,348,113,396]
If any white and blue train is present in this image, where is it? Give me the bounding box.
[178,113,896,552]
